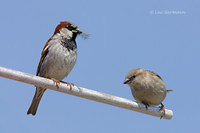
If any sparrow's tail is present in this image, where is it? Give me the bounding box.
[167,89,173,92]
[27,87,46,115]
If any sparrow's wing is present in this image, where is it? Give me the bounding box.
[147,70,163,81]
[147,70,173,92]
[36,38,52,76]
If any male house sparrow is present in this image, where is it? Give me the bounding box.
[124,68,171,116]
[27,21,82,115]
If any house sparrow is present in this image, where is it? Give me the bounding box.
[124,68,171,117]
[27,21,83,115]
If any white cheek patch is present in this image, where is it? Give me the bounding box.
[60,28,73,39]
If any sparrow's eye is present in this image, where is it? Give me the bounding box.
[66,26,75,31]
[130,75,136,81]
[66,24,77,31]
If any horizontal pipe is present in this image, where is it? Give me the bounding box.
[0,66,173,119]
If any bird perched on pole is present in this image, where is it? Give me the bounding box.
[27,21,83,115]
[124,68,171,118]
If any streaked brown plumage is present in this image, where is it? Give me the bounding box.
[124,68,171,117]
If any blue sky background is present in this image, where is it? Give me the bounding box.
[0,0,199,132]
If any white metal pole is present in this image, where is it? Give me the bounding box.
[0,66,173,119]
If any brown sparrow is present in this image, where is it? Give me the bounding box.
[124,68,171,117]
[27,21,82,115]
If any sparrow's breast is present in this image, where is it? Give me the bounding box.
[131,76,167,105]
[38,40,77,80]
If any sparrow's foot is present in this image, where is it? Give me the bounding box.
[60,81,74,90]
[142,101,149,110]
[159,103,165,119]
[51,78,60,87]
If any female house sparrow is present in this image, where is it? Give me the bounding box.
[124,68,171,116]
[27,21,82,115]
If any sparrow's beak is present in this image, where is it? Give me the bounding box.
[72,28,82,34]
[123,78,131,84]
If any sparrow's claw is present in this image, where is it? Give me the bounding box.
[60,81,74,90]
[67,82,74,90]
[142,101,149,110]
[51,78,60,87]
[159,103,165,119]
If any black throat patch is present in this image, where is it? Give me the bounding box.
[61,37,77,51]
